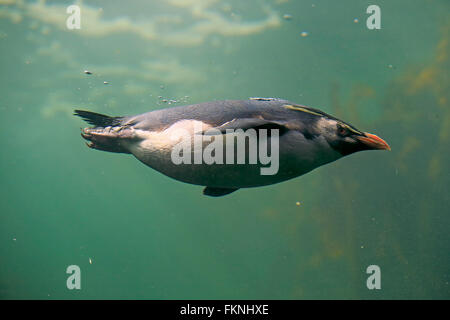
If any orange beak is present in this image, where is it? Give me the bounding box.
[357,132,391,151]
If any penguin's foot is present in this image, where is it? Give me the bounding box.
[79,127,131,154]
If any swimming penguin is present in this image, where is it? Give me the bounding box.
[75,98,390,197]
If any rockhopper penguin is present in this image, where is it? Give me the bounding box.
[75,98,390,197]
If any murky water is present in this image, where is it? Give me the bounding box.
[0,0,448,299]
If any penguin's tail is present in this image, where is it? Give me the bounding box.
[74,110,132,154]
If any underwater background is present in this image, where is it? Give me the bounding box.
[0,0,449,299]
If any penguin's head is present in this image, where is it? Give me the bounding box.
[315,117,390,156]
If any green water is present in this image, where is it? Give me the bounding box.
[0,0,449,299]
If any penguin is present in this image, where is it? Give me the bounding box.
[75,98,390,197]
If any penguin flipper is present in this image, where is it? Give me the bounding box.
[199,118,288,135]
[203,187,239,197]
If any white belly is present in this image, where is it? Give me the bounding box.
[127,120,341,188]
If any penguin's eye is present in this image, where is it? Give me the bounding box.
[337,125,349,137]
